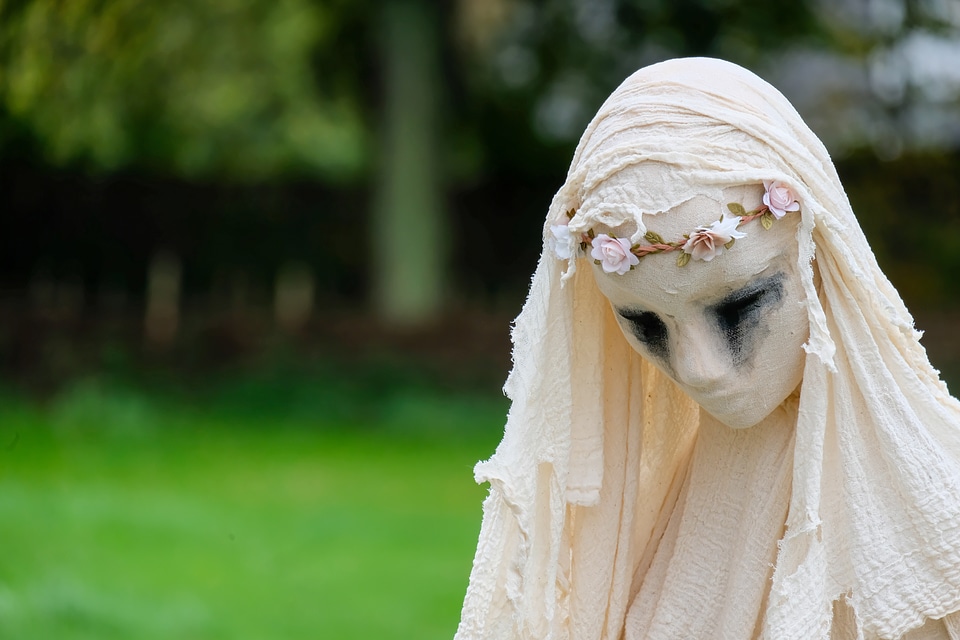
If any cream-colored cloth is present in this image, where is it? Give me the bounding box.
[455,58,960,640]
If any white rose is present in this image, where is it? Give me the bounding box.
[549,224,574,260]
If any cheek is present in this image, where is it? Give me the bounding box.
[751,301,808,387]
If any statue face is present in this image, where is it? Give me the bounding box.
[592,186,809,429]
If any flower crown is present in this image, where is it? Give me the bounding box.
[550,181,801,274]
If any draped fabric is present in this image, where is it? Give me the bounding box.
[454,57,960,640]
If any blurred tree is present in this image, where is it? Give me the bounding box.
[2,0,958,327]
[454,0,960,159]
[0,0,367,180]
[454,0,827,151]
[372,0,446,325]
[0,0,457,326]
[815,0,960,156]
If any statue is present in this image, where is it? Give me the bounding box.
[455,58,960,639]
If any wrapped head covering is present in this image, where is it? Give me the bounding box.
[455,58,960,639]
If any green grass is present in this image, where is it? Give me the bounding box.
[0,373,506,639]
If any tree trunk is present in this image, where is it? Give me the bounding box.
[372,0,445,326]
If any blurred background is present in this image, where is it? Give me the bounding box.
[1,0,959,637]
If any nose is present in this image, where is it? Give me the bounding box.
[671,319,730,391]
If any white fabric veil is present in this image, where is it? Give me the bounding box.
[455,57,960,640]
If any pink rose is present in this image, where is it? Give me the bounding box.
[682,216,747,262]
[590,234,639,275]
[762,180,800,219]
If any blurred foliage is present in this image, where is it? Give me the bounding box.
[457,0,828,150]
[0,0,367,179]
[0,0,839,181]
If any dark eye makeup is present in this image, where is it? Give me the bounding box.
[714,289,767,332]
[618,310,669,360]
[710,273,785,364]
[615,272,785,366]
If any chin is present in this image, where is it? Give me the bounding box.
[707,410,766,430]
[700,384,800,429]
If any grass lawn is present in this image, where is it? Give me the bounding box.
[0,372,505,639]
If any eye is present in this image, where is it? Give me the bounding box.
[714,289,766,332]
[710,274,785,366]
[619,310,669,360]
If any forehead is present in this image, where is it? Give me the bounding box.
[592,189,801,313]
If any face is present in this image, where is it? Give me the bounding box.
[591,186,809,429]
